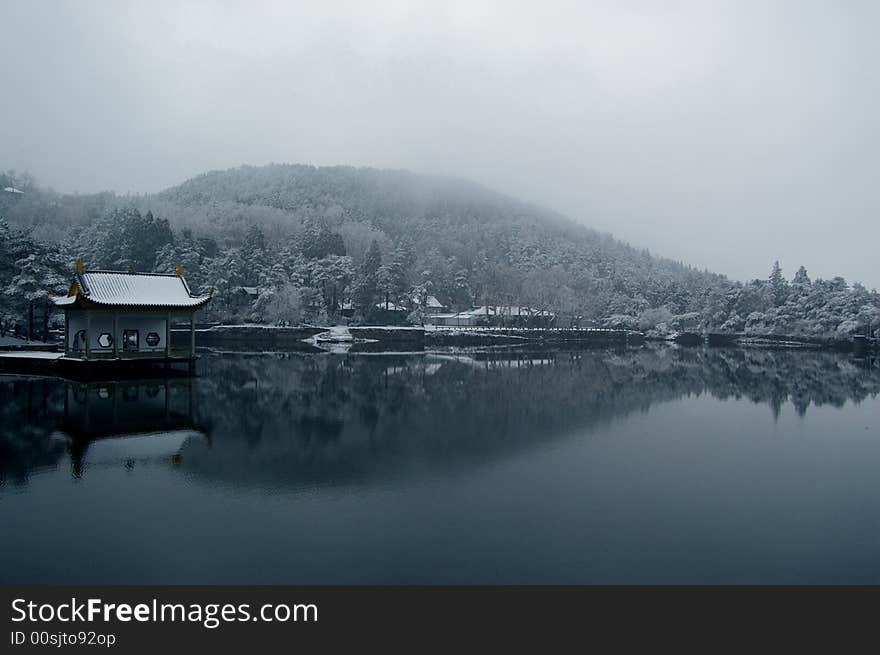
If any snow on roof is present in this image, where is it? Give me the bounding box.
[462,305,554,317]
[3,186,24,194]
[52,295,78,306]
[52,271,211,309]
[375,301,407,311]
[411,294,445,308]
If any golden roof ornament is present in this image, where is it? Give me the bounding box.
[175,263,185,277]
[75,257,85,274]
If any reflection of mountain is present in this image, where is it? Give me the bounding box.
[180,348,880,490]
[2,349,878,488]
[0,377,204,484]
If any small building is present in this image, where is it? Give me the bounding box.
[425,305,556,328]
[373,300,409,326]
[425,311,485,327]
[51,263,212,362]
[375,301,408,312]
[232,285,260,299]
[338,300,355,318]
[471,305,556,327]
[410,293,446,313]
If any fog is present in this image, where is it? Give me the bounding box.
[1,0,877,287]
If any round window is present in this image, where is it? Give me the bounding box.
[145,332,161,347]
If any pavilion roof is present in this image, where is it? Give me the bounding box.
[51,271,212,310]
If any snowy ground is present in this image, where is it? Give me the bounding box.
[206,324,311,330]
[0,351,63,360]
[309,326,355,353]
[0,336,53,347]
[349,326,423,331]
[325,326,353,340]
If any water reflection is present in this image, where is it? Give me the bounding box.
[0,377,204,485]
[2,347,877,489]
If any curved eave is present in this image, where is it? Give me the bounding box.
[50,296,78,307]
[53,296,212,311]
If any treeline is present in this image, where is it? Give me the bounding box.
[623,261,880,340]
[0,219,67,338]
[1,165,878,337]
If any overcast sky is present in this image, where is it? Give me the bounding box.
[2,1,877,287]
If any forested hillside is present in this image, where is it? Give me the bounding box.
[1,164,877,338]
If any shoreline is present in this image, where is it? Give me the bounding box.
[1,324,874,359]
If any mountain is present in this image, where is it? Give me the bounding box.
[151,164,727,319]
[1,164,877,338]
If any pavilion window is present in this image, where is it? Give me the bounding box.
[123,330,139,352]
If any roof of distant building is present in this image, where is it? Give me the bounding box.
[375,301,408,312]
[461,305,554,317]
[411,293,445,308]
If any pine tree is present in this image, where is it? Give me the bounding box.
[353,239,382,316]
[243,225,267,257]
[768,261,788,307]
[4,253,66,340]
[299,220,346,260]
[792,265,811,287]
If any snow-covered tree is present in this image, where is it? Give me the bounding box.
[768,261,788,307]
[792,265,811,287]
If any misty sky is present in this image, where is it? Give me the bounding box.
[2,1,878,287]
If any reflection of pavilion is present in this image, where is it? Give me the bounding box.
[59,378,207,477]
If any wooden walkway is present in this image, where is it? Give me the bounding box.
[0,350,196,379]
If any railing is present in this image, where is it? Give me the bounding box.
[428,326,631,334]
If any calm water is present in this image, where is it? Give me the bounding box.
[2,346,879,584]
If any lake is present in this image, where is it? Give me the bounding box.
[2,346,879,584]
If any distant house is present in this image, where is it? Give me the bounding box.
[426,312,484,327]
[373,300,408,325]
[375,301,408,312]
[228,286,259,313]
[232,286,259,300]
[339,300,355,318]
[51,263,212,361]
[426,305,555,328]
[476,306,555,327]
[337,299,417,319]
[410,293,446,313]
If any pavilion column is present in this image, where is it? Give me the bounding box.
[189,312,195,358]
[64,311,70,356]
[112,311,119,357]
[165,311,171,359]
[84,311,91,360]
